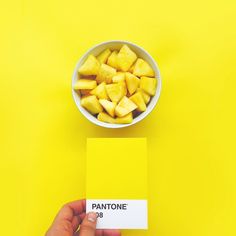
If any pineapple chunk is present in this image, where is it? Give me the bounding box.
[78,55,100,76]
[112,72,125,83]
[133,58,155,77]
[115,106,128,117]
[99,99,116,117]
[115,96,137,117]
[80,89,91,96]
[90,82,108,99]
[129,92,146,112]
[140,76,157,96]
[125,72,140,95]
[105,83,126,103]
[96,63,116,84]
[73,79,97,90]
[119,81,127,96]
[128,63,135,73]
[117,45,137,71]
[137,88,151,104]
[81,95,103,114]
[115,113,133,124]
[97,48,111,64]
[97,112,115,124]
[107,50,119,69]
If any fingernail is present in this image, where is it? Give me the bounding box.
[87,212,97,222]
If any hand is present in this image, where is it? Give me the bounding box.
[46,199,121,236]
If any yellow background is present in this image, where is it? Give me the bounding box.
[1,0,236,236]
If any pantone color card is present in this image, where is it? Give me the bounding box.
[86,138,148,229]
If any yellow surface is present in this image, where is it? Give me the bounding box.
[1,0,236,236]
[86,138,147,199]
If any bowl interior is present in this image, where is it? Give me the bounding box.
[72,40,161,128]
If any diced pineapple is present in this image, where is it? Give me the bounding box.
[73,79,97,90]
[128,63,135,73]
[133,58,155,77]
[125,72,140,95]
[96,63,116,84]
[81,95,103,114]
[97,112,115,124]
[107,50,119,69]
[115,96,137,117]
[137,88,151,104]
[119,81,127,96]
[129,92,146,112]
[112,72,125,83]
[140,76,157,96]
[90,82,108,99]
[117,45,137,71]
[99,99,116,117]
[79,89,91,96]
[78,55,100,76]
[76,45,158,124]
[115,112,133,124]
[105,83,126,103]
[115,106,127,117]
[97,48,111,64]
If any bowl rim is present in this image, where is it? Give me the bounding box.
[72,40,162,128]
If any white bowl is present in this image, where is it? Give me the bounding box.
[72,40,162,128]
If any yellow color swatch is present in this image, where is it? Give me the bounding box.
[86,138,147,200]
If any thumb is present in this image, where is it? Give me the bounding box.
[79,212,97,236]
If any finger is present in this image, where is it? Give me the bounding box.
[79,212,86,221]
[71,215,82,231]
[60,200,86,219]
[74,229,103,236]
[53,200,86,224]
[95,230,104,236]
[79,212,97,236]
[48,200,86,235]
[71,212,86,232]
[103,229,121,236]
